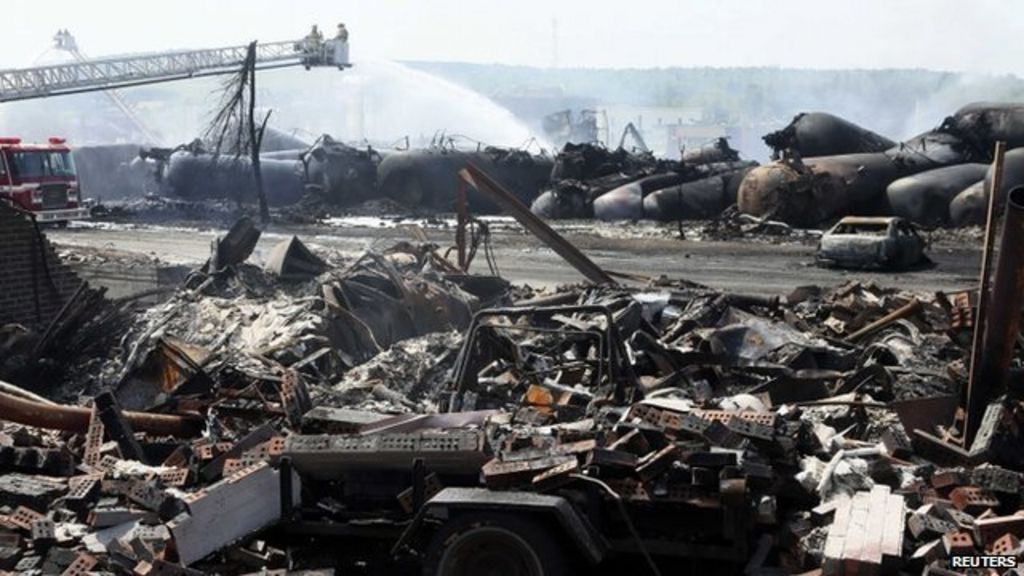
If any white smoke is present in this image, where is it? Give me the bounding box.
[262,58,545,149]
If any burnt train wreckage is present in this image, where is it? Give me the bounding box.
[737,103,1024,228]
[115,102,1024,235]
[7,27,1024,232]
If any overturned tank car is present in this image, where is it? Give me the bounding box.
[949,180,988,228]
[949,147,1024,227]
[531,142,664,219]
[763,112,895,160]
[594,160,757,221]
[947,102,1024,152]
[739,124,977,227]
[592,172,687,221]
[682,137,740,165]
[644,165,755,221]
[149,135,381,208]
[300,135,380,205]
[884,163,988,227]
[534,141,753,220]
[378,146,553,213]
[162,151,306,206]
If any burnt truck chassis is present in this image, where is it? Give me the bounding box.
[274,306,754,575]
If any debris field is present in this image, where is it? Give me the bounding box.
[1,179,1023,576]
[8,17,1024,576]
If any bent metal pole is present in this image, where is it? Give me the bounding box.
[962,141,1005,445]
[965,185,1024,445]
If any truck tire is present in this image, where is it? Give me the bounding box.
[423,513,567,576]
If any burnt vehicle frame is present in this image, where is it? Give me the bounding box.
[816,216,928,270]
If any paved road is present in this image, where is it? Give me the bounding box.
[49,220,983,295]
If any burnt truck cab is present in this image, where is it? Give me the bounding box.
[817,216,927,270]
[0,137,91,224]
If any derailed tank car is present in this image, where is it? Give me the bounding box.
[738,128,973,227]
[151,136,379,208]
[948,102,1024,151]
[592,173,686,221]
[378,147,553,213]
[301,135,380,205]
[948,147,1024,227]
[682,137,740,165]
[532,143,664,219]
[950,180,987,227]
[163,152,306,206]
[763,112,895,160]
[644,166,755,221]
[595,161,757,221]
[884,163,988,226]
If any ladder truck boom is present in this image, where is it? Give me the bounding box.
[0,24,350,102]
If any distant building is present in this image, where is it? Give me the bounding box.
[601,105,704,156]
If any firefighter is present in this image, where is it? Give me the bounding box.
[304,25,323,51]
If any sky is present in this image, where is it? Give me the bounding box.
[1,0,1022,75]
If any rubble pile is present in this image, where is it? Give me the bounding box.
[98,232,487,409]
[446,280,962,417]
[0,225,499,573]
[690,205,823,244]
[0,219,1021,574]
[313,331,464,414]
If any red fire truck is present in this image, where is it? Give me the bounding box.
[0,137,90,224]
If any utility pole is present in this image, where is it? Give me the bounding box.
[246,42,270,224]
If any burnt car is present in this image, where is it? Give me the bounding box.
[816,216,927,270]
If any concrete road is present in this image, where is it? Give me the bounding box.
[48,219,983,295]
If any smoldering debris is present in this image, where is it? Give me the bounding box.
[2,209,1023,574]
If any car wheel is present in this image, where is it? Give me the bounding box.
[423,513,566,576]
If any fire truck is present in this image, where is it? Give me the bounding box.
[0,25,350,223]
[0,137,91,224]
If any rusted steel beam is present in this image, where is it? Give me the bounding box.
[964,142,1007,444]
[459,162,616,285]
[966,184,1024,444]
[844,298,923,343]
[0,389,202,437]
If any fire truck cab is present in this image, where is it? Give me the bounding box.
[0,137,90,224]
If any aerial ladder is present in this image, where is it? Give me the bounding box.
[0,23,350,103]
[0,24,350,222]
